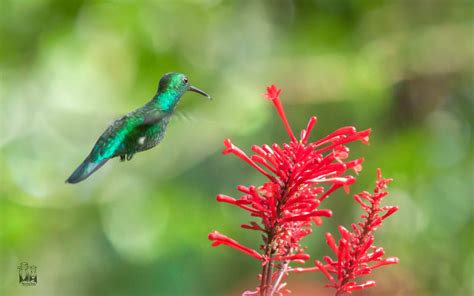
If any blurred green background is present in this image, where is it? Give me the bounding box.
[1,0,472,295]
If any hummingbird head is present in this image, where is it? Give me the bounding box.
[157,72,211,100]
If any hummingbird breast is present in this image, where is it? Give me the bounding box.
[136,116,171,152]
[119,115,171,158]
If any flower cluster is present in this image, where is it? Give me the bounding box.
[292,169,399,294]
[208,85,379,295]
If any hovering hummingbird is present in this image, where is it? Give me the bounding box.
[66,72,211,184]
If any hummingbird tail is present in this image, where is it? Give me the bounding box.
[66,157,109,184]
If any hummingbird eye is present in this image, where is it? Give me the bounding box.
[183,77,188,84]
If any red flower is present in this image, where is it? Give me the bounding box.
[263,85,282,101]
[312,169,400,295]
[208,85,373,295]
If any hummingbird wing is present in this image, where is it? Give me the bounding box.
[93,107,169,158]
[66,108,167,184]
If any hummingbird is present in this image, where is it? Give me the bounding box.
[66,72,211,184]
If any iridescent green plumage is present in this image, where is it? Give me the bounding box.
[66,72,210,184]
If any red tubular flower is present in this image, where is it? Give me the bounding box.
[315,169,399,295]
[208,85,374,296]
[208,231,264,260]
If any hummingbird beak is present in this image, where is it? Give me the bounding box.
[189,86,212,100]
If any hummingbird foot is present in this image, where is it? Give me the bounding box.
[119,154,134,161]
